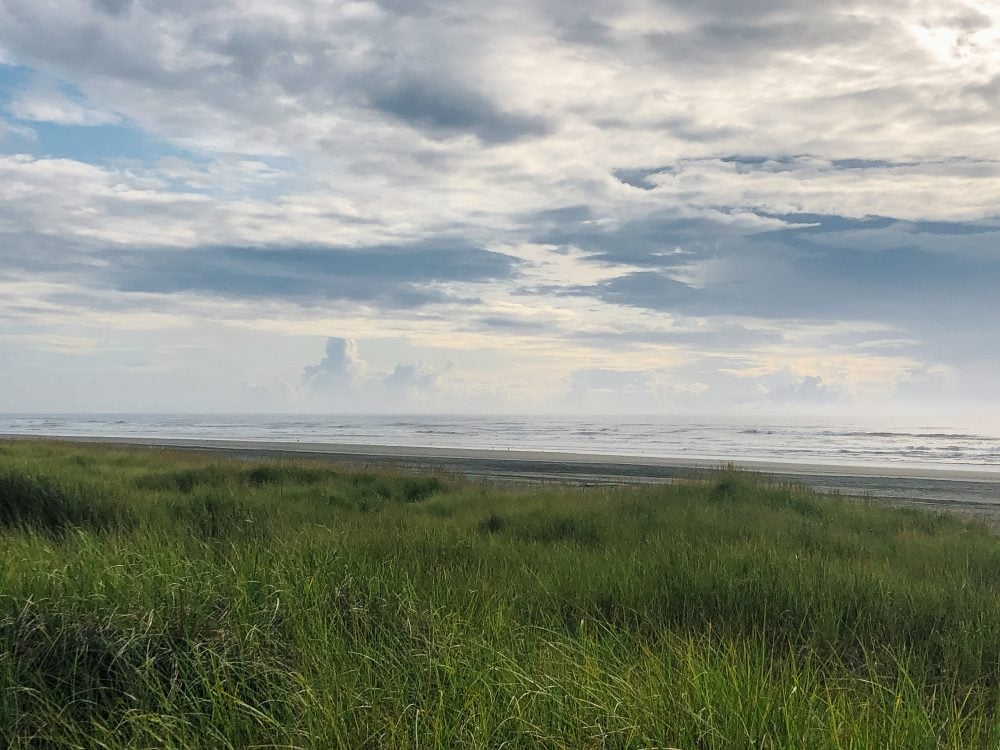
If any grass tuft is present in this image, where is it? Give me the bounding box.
[135,465,234,493]
[0,468,132,534]
[167,491,267,540]
[478,510,504,534]
[245,464,330,486]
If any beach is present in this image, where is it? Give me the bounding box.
[7,433,1000,519]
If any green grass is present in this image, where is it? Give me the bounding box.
[1,440,1000,748]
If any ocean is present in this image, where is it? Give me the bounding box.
[2,414,999,471]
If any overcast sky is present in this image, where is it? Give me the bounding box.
[1,0,998,416]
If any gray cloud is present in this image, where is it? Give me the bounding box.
[520,204,595,225]
[533,205,1000,321]
[638,13,880,73]
[654,0,846,20]
[475,316,548,332]
[0,231,100,277]
[534,213,755,269]
[108,241,521,308]
[612,167,666,190]
[526,207,1000,382]
[576,271,699,311]
[0,222,522,311]
[371,0,441,17]
[559,17,614,46]
[568,247,1000,326]
[91,0,132,17]
[368,75,550,144]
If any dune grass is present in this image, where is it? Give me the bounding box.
[1,440,999,748]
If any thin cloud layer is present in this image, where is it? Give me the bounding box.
[0,0,998,414]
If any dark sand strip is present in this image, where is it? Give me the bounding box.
[6,434,1000,519]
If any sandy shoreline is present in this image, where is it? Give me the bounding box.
[5,433,1000,517]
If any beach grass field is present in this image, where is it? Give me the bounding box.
[2,439,1000,748]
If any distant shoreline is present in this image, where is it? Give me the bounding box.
[5,433,1000,517]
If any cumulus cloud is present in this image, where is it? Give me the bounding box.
[240,378,294,405]
[565,368,710,412]
[758,374,848,405]
[383,362,445,392]
[301,337,453,410]
[563,366,855,413]
[302,337,365,389]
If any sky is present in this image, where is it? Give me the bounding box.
[1,0,999,416]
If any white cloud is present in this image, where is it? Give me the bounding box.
[8,89,121,126]
[0,117,36,142]
[302,337,365,389]
[757,374,848,405]
[300,337,448,408]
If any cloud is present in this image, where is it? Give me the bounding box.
[642,16,879,71]
[368,74,550,144]
[240,377,293,404]
[573,271,698,312]
[3,0,997,165]
[8,89,121,126]
[302,337,364,388]
[569,368,666,397]
[2,0,1000,414]
[383,362,445,391]
[109,241,521,308]
[91,0,133,17]
[0,154,522,311]
[758,374,847,405]
[604,156,1000,222]
[0,117,36,141]
[534,209,1000,344]
[301,336,452,409]
[564,368,711,412]
[612,167,669,191]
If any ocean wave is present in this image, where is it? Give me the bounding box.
[824,430,981,440]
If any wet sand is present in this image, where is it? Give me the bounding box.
[6,434,1000,519]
